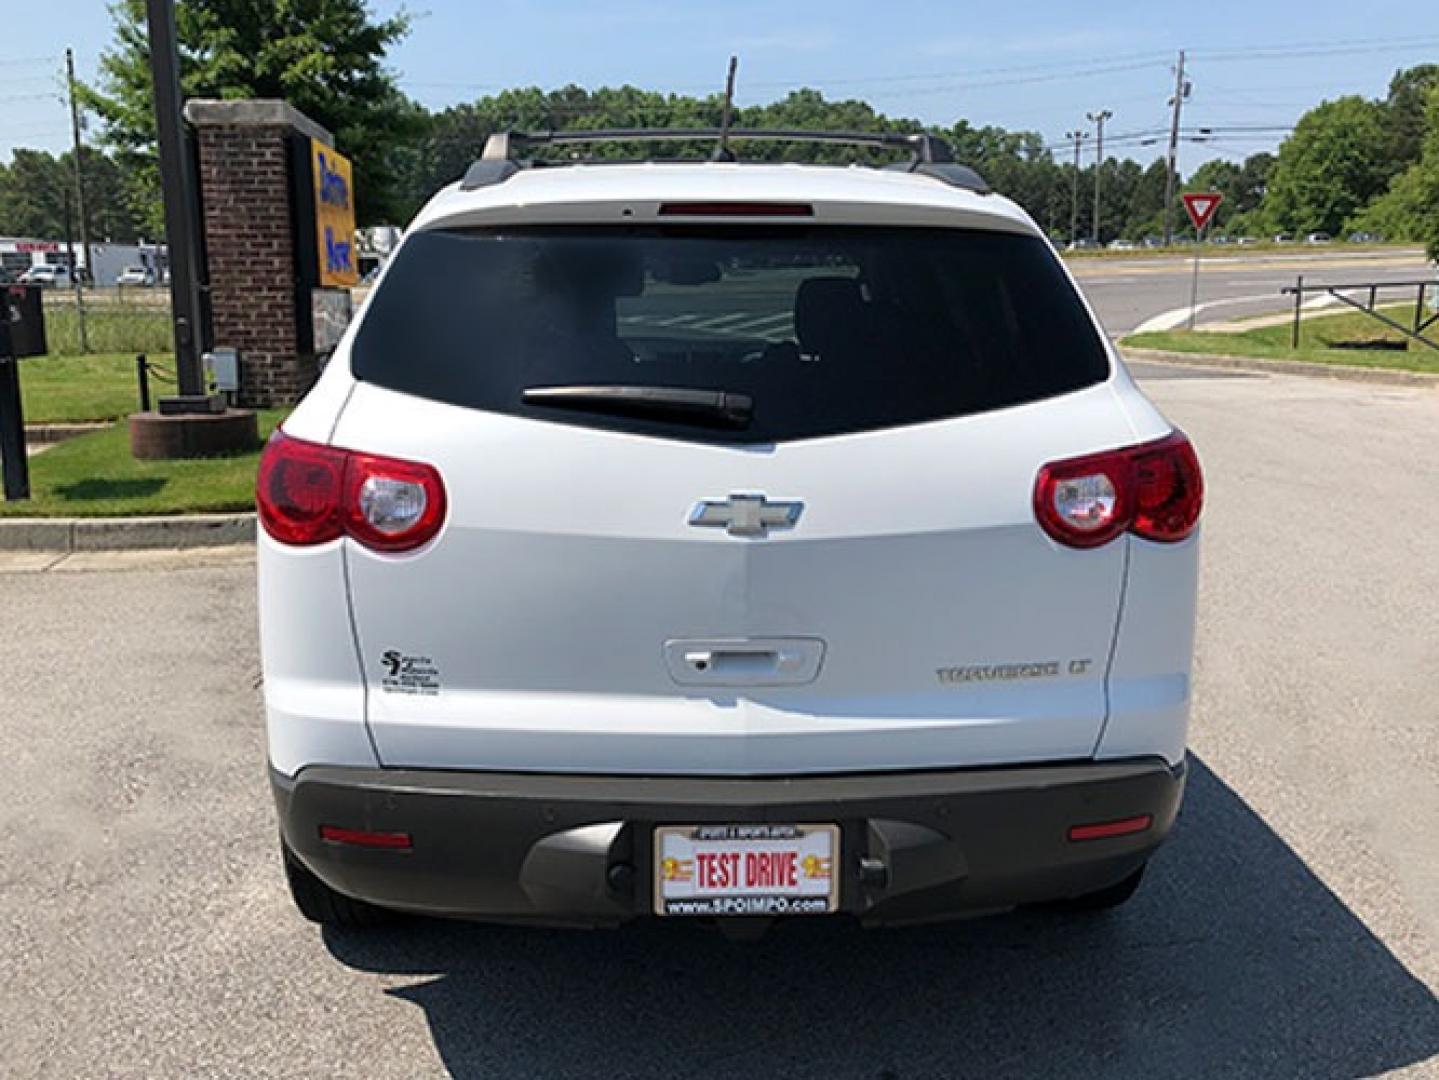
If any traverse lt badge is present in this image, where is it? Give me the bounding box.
[689,493,804,538]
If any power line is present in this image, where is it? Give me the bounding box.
[1190,34,1439,60]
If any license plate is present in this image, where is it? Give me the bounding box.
[653,823,839,916]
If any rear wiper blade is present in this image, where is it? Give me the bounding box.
[521,385,753,428]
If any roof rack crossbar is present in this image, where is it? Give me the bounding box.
[461,128,990,194]
[486,128,954,163]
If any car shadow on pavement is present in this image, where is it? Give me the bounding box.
[324,757,1439,1080]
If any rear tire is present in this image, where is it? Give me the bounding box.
[1043,864,1146,913]
[282,841,392,928]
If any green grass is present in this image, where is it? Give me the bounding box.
[1,411,283,518]
[20,352,175,423]
[1122,303,1439,374]
[36,304,173,356]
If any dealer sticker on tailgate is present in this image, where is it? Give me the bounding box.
[654,824,839,916]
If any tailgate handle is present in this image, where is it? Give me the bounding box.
[683,648,804,676]
[664,637,826,687]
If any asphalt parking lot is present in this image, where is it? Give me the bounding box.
[1,366,1437,1078]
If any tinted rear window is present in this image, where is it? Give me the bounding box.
[352,225,1109,443]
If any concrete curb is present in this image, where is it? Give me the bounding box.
[1121,347,1439,388]
[24,422,111,444]
[0,513,256,552]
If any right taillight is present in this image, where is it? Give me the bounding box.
[1035,431,1202,549]
[257,431,446,553]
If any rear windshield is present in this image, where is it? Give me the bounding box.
[351,225,1109,443]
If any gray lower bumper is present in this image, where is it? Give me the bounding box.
[273,757,1185,926]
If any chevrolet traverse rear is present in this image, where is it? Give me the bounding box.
[258,130,1202,929]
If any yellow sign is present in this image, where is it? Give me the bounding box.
[311,139,358,287]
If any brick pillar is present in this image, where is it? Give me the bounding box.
[185,100,334,408]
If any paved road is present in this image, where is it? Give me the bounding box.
[2,365,1437,1078]
[1070,248,1435,336]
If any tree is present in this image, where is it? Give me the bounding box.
[1384,64,1439,170]
[0,147,147,244]
[67,148,147,243]
[82,0,418,229]
[1182,152,1273,235]
[1412,86,1439,260]
[1263,96,1391,235]
[0,150,69,238]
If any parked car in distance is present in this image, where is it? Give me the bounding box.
[1107,239,1136,251]
[1273,233,1294,244]
[1067,237,1101,251]
[1235,236,1257,246]
[18,264,72,287]
[1347,231,1382,244]
[259,128,1203,934]
[1304,232,1332,245]
[117,265,156,287]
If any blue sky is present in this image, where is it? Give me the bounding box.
[3,0,1437,175]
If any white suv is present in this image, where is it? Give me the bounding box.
[258,130,1202,931]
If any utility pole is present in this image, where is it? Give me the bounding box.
[145,0,209,401]
[1087,109,1112,244]
[64,47,91,352]
[1162,50,1190,246]
[1064,129,1087,247]
[715,55,738,161]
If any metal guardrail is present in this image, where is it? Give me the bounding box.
[1280,276,1439,351]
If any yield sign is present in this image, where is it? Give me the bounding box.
[1182,191,1223,232]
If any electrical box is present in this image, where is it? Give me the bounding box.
[2,285,47,359]
[204,347,241,393]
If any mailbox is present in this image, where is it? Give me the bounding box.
[2,285,47,359]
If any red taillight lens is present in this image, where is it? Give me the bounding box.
[1129,432,1204,542]
[257,432,446,553]
[1035,431,1202,549]
[256,433,346,546]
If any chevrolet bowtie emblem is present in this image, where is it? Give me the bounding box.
[688,493,804,538]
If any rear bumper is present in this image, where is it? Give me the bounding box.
[273,756,1185,926]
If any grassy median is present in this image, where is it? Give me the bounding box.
[20,352,175,424]
[2,411,283,518]
[1123,303,1439,374]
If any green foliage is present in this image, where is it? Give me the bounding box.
[1264,96,1391,235]
[83,0,419,228]
[1345,164,1428,241]
[1384,64,1439,169]
[0,147,149,243]
[0,150,68,238]
[1415,86,1439,261]
[1183,153,1274,235]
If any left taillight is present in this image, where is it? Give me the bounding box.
[257,432,446,552]
[1034,431,1202,549]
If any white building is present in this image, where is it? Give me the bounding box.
[0,237,167,287]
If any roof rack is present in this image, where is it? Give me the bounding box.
[459,128,990,195]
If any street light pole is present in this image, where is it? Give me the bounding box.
[1087,109,1112,245]
[1064,129,1087,248]
[145,0,208,401]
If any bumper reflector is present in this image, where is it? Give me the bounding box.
[320,825,413,850]
[1067,814,1153,842]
